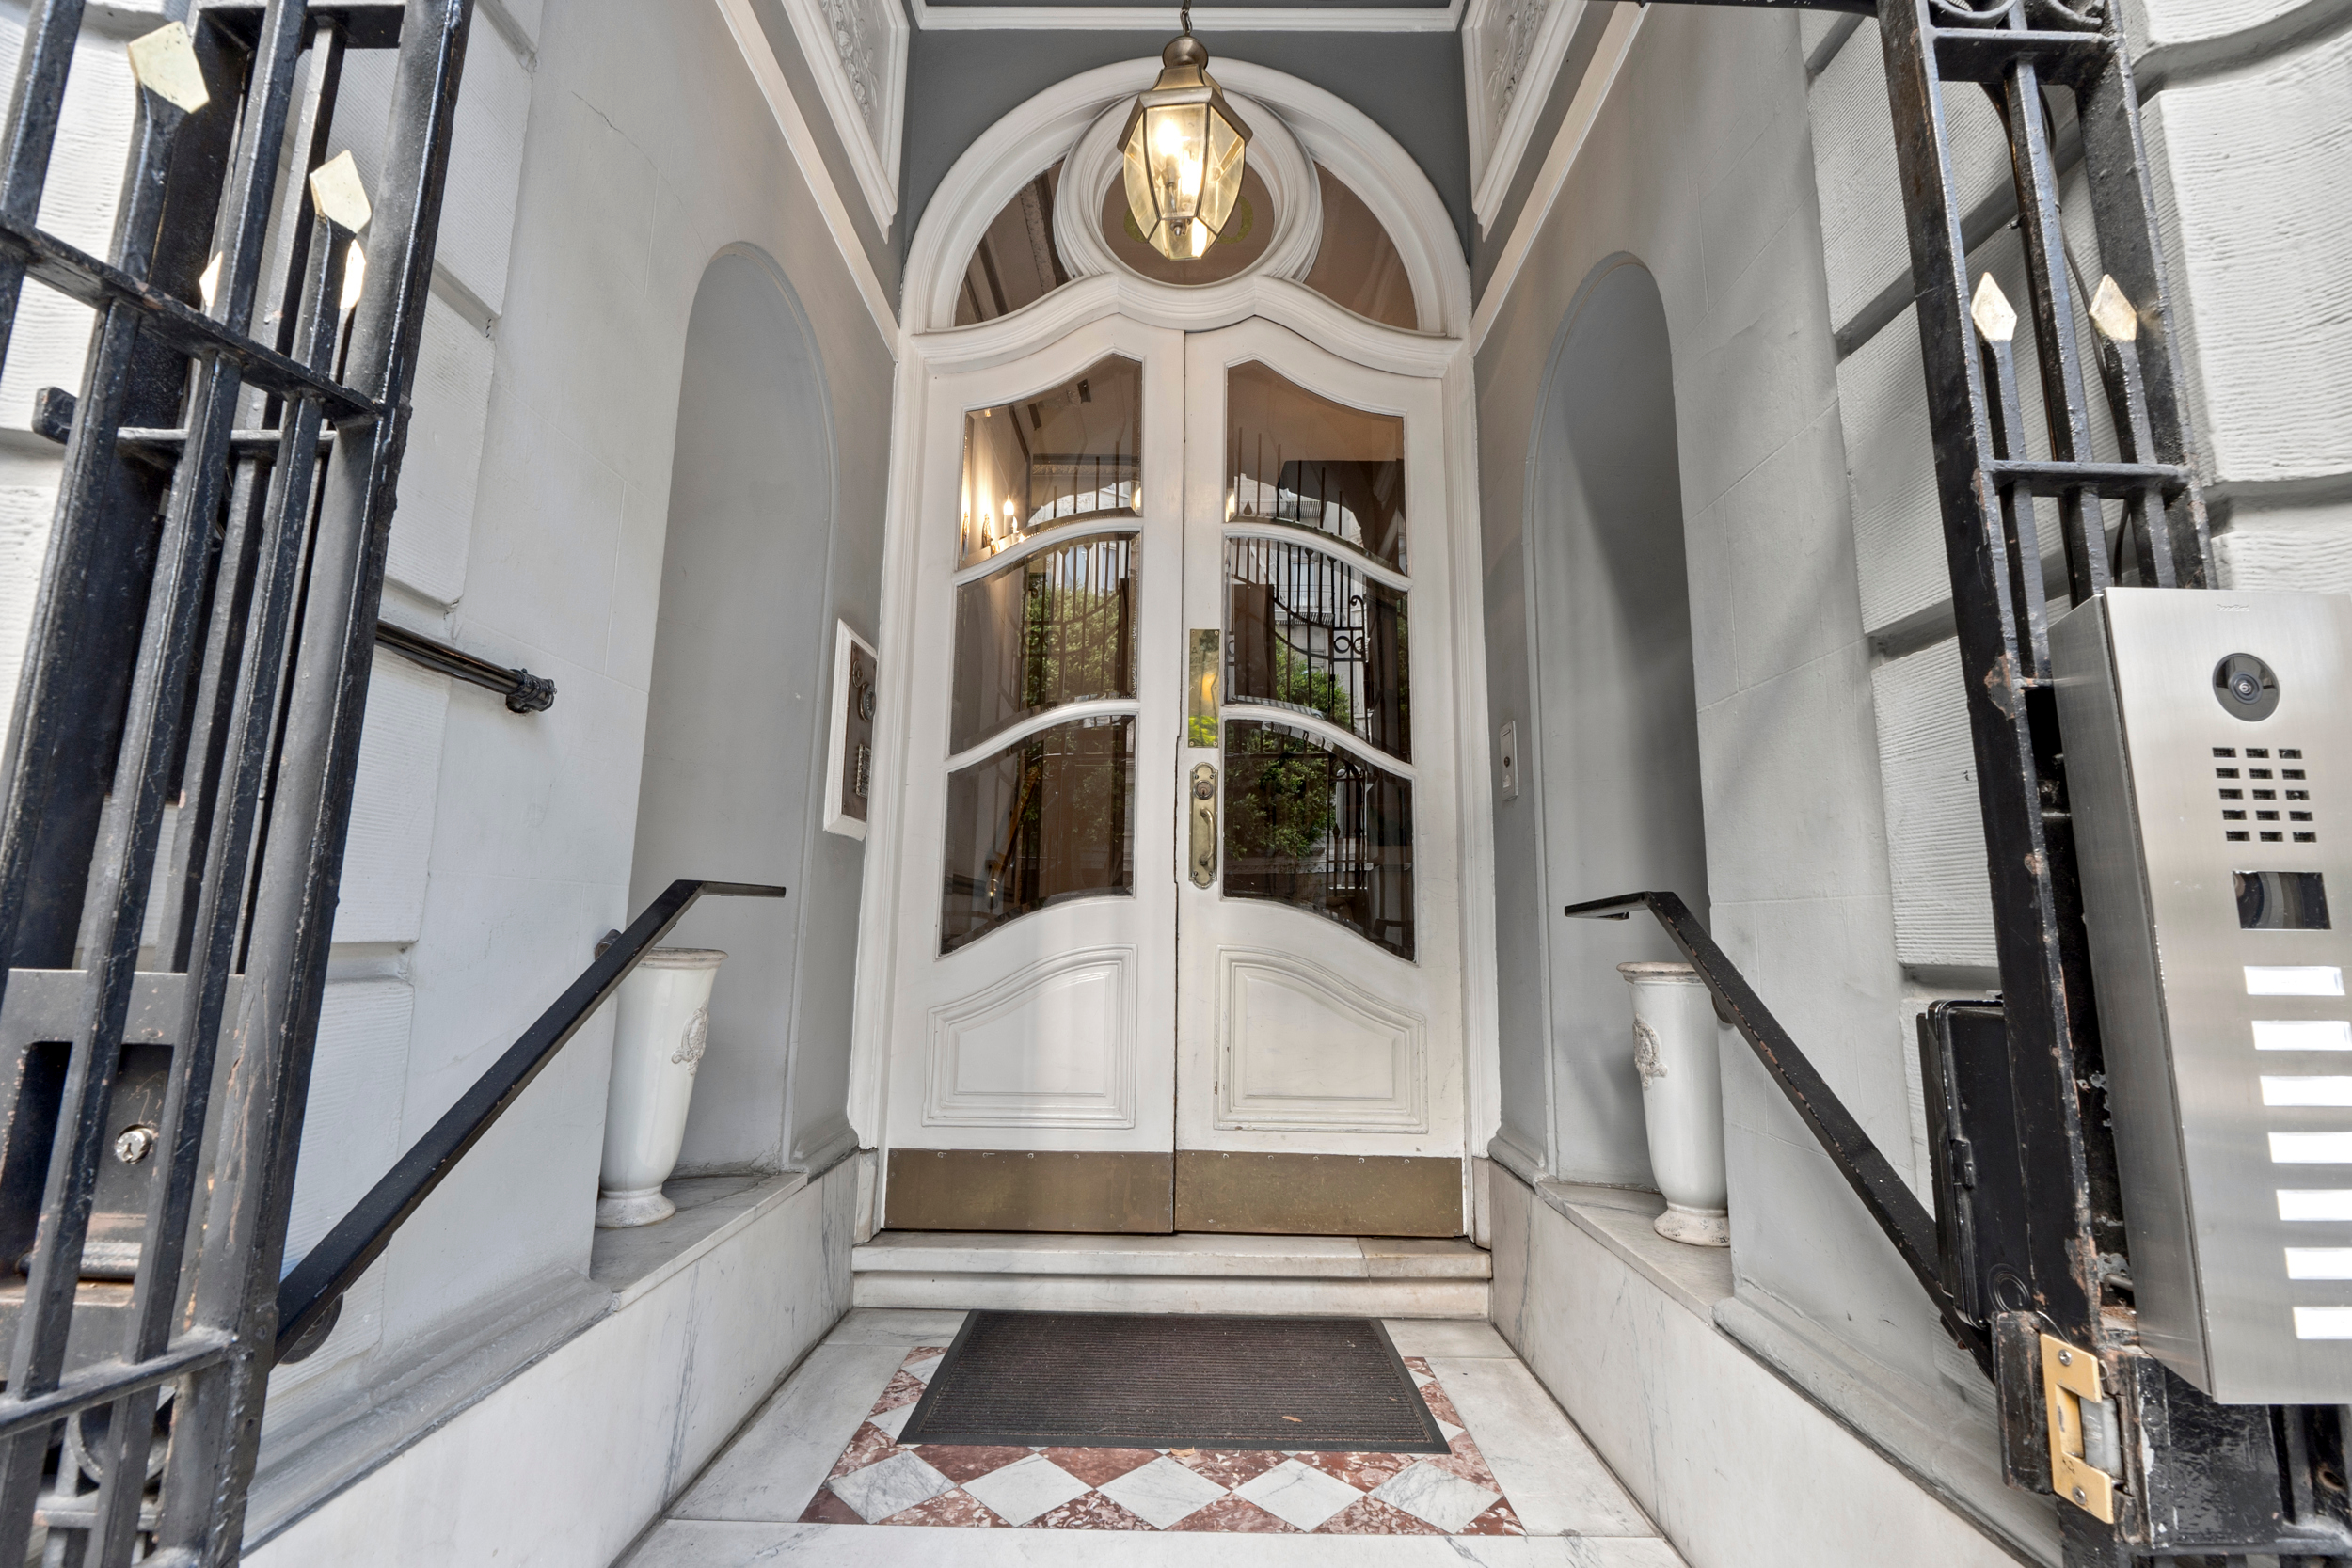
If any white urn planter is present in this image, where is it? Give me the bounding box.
[1617,960,1731,1247]
[596,946,726,1229]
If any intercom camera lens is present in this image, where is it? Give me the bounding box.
[2214,653,2281,721]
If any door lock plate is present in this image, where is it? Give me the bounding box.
[2041,1333,2120,1523]
[1189,763,1216,888]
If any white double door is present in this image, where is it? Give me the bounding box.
[880,312,1465,1235]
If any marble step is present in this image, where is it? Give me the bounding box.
[850,1231,1492,1317]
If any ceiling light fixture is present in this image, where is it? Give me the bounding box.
[1120,4,1251,262]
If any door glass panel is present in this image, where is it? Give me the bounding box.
[952,534,1136,753]
[1224,360,1406,570]
[1226,536,1408,761]
[941,716,1136,953]
[962,355,1142,568]
[1223,719,1413,959]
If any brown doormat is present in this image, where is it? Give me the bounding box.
[898,1309,1451,1453]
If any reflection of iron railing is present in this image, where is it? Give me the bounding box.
[1226,537,1409,761]
[1223,721,1412,958]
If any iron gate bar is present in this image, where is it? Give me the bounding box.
[274,879,788,1360]
[1565,890,1992,1370]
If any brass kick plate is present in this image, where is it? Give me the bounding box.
[2040,1333,2118,1523]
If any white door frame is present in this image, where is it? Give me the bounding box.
[849,61,1501,1222]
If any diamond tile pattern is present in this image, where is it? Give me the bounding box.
[803,1349,1527,1535]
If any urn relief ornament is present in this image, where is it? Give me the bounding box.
[596,947,728,1228]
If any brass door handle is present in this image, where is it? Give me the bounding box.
[1189,763,1216,888]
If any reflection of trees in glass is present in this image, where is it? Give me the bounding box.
[1223,720,1414,958]
[941,717,1133,954]
[952,535,1135,753]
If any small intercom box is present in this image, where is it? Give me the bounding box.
[2054,587,2352,1402]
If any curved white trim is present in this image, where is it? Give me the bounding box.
[1054,91,1324,291]
[944,697,1141,772]
[902,56,1470,341]
[1222,521,1413,591]
[953,515,1143,585]
[913,274,1458,377]
[1223,703,1417,778]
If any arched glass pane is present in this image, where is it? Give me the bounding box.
[941,716,1136,954]
[951,533,1136,754]
[954,160,1070,327]
[1224,720,1414,958]
[961,355,1142,568]
[1225,359,1407,569]
[1226,536,1408,761]
[1301,165,1419,331]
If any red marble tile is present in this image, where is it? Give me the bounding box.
[1043,1447,1161,1486]
[907,1347,950,1361]
[1433,1435,1501,1491]
[913,1444,1033,1483]
[1417,1383,1466,1428]
[1294,1449,1414,1490]
[1172,1449,1288,1489]
[1030,1491,1156,1530]
[1454,1497,1527,1536]
[798,1486,864,1525]
[1313,1496,1443,1535]
[871,1369,930,1413]
[881,1487,1009,1528]
[1169,1496,1297,1533]
[826,1422,904,1480]
[1401,1357,1433,1376]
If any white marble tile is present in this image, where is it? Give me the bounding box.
[868,1402,914,1443]
[902,1352,945,1384]
[819,1307,969,1345]
[1359,1238,1494,1279]
[1234,1457,1364,1530]
[827,1449,954,1522]
[1372,1460,1502,1533]
[962,1453,1092,1526]
[1097,1454,1231,1528]
[1381,1319,1514,1357]
[1425,1356,1652,1537]
[851,1273,1489,1317]
[623,1522,1688,1566]
[667,1342,907,1522]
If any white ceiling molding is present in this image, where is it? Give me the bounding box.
[903,55,1471,340]
[714,0,899,347]
[906,0,1465,31]
[774,0,911,230]
[1053,89,1324,289]
[1468,0,1641,351]
[1463,0,1585,233]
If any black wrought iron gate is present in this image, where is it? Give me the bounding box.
[0,0,469,1560]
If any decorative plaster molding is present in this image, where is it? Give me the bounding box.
[1463,0,1587,233]
[1469,0,1644,352]
[906,0,1466,30]
[713,0,899,345]
[776,0,910,230]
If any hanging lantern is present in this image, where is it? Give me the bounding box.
[1120,7,1251,262]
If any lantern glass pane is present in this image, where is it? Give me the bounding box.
[1146,102,1208,223]
[1121,130,1156,255]
[1200,111,1244,236]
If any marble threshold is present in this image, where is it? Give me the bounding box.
[850,1232,1492,1317]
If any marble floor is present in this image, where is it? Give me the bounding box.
[619,1309,1686,1566]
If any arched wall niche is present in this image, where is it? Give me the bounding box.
[630,245,849,1174]
[1511,254,1710,1184]
[904,57,1471,345]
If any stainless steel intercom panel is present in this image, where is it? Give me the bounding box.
[2053,588,2352,1403]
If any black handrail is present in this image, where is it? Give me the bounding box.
[274,879,787,1361]
[373,620,556,713]
[1565,890,1988,1372]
